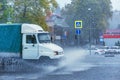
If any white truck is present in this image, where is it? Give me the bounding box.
[0,23,64,60]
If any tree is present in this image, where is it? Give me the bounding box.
[14,0,58,30]
[62,0,112,44]
[0,0,58,31]
[0,0,7,22]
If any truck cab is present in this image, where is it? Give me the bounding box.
[21,24,64,59]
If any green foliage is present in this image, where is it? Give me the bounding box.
[13,0,58,31]
[62,0,112,43]
[0,0,15,23]
[0,2,2,9]
[0,1,6,22]
[0,0,58,31]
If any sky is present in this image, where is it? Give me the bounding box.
[56,0,71,8]
[111,0,120,10]
[56,0,120,11]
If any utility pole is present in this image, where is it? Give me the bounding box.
[88,8,92,55]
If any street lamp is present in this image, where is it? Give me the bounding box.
[88,8,91,11]
[88,8,91,55]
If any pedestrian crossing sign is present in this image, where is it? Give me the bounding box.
[75,20,82,28]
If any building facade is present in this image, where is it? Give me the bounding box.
[103,29,120,46]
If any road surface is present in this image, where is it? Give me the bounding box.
[0,47,120,80]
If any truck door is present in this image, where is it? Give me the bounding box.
[22,34,39,59]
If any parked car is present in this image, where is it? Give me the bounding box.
[103,46,120,57]
[104,51,115,57]
[106,46,120,54]
[94,46,109,55]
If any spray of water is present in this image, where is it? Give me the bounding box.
[45,48,95,75]
[0,48,96,79]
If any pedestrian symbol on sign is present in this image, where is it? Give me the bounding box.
[76,22,81,27]
[75,20,82,28]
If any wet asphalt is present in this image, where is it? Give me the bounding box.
[0,47,120,80]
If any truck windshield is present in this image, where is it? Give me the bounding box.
[38,33,51,43]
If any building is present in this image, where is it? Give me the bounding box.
[46,7,69,46]
[103,29,120,46]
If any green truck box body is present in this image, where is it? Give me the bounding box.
[0,24,22,53]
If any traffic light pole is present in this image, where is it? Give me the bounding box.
[77,34,80,47]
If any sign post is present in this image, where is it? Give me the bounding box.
[74,20,82,47]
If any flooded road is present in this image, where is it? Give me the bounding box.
[1,47,120,80]
[0,47,89,80]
